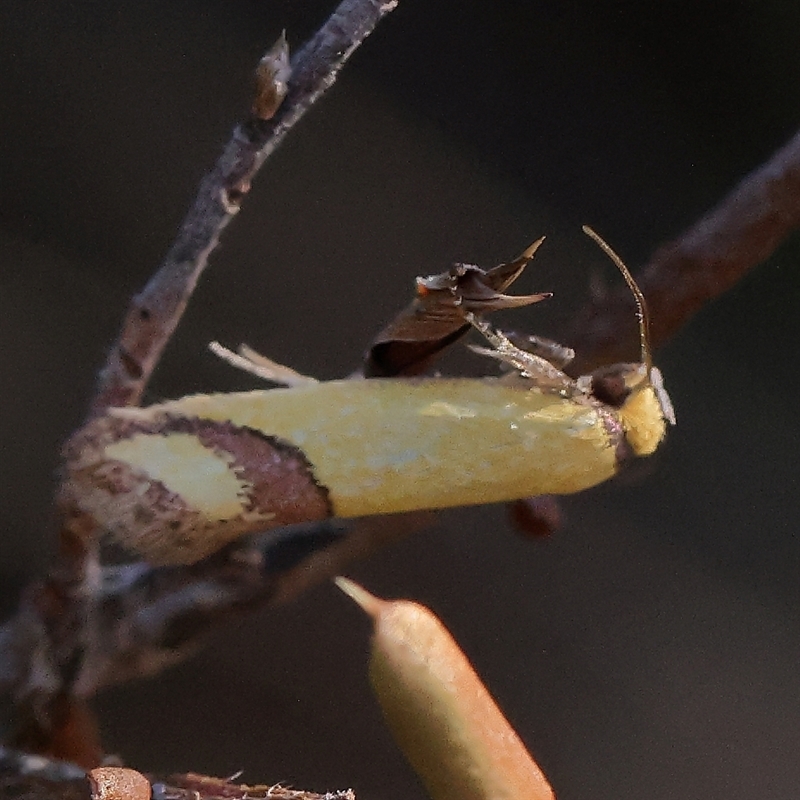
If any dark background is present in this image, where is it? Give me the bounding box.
[2,2,800,798]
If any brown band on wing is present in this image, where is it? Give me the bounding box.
[163,416,333,521]
[62,413,332,565]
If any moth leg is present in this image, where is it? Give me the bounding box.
[502,331,575,370]
[465,312,576,394]
[209,341,318,386]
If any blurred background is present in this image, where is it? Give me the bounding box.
[2,2,800,798]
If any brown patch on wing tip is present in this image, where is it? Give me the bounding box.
[62,412,333,565]
[61,442,202,564]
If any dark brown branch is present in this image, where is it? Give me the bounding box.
[568,126,800,373]
[0,749,356,800]
[90,0,399,417]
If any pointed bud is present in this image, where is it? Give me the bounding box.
[252,32,291,120]
[335,578,554,800]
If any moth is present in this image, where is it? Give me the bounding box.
[63,228,674,565]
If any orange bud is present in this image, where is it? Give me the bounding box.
[335,578,554,800]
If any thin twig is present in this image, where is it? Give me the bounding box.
[90,0,398,417]
[568,126,800,373]
[0,748,356,800]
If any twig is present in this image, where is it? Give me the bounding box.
[90,0,398,417]
[151,774,354,800]
[1,513,430,700]
[0,749,356,800]
[567,126,800,373]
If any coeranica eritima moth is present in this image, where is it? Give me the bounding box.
[63,228,675,565]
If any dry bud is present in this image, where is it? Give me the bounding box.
[89,767,151,800]
[252,32,291,120]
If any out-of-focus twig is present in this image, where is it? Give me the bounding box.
[0,513,431,701]
[0,749,356,800]
[568,126,800,373]
[90,0,398,417]
[336,579,555,800]
[151,774,355,800]
[0,746,89,800]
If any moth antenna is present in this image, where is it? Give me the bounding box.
[582,225,653,377]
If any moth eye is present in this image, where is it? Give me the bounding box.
[590,367,632,408]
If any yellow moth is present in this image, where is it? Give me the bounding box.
[63,228,674,565]
[335,577,555,800]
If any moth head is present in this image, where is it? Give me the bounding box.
[581,226,676,456]
[588,362,675,456]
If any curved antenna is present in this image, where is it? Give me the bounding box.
[582,225,653,376]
